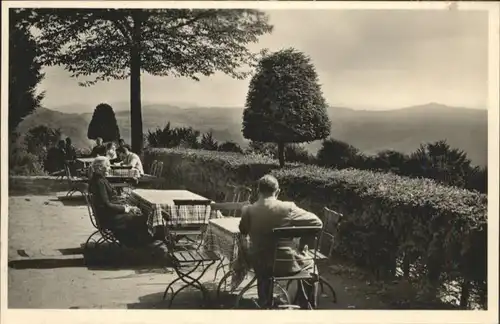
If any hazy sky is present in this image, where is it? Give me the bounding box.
[37,9,489,112]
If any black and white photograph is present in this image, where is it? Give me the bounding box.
[1,1,498,323]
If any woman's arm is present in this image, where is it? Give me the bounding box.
[96,178,126,213]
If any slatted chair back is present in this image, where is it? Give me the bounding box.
[64,163,76,185]
[149,160,158,176]
[83,192,100,230]
[271,226,323,277]
[320,207,343,258]
[223,184,252,216]
[172,199,212,228]
[154,161,164,178]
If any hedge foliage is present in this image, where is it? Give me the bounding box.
[145,148,488,308]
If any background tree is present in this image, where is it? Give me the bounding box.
[200,130,219,151]
[24,125,62,154]
[242,48,331,167]
[87,103,121,142]
[9,9,45,134]
[407,140,472,187]
[317,138,361,169]
[25,8,273,154]
[372,149,410,175]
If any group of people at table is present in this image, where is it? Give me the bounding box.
[87,146,323,309]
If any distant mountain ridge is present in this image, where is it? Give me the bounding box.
[16,102,488,166]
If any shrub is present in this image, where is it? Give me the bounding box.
[146,122,200,149]
[200,131,219,151]
[246,141,315,164]
[9,137,45,176]
[145,147,487,309]
[218,141,243,153]
[316,138,361,169]
[24,125,61,160]
[407,140,472,188]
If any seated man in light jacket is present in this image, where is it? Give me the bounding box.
[116,145,144,175]
[239,175,323,309]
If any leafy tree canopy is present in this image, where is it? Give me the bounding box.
[242,48,331,144]
[20,8,273,153]
[22,8,273,84]
[9,9,45,134]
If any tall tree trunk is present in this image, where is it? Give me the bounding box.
[130,14,143,155]
[278,142,285,168]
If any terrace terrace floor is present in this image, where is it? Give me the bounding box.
[7,192,390,309]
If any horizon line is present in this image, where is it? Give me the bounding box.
[45,101,487,114]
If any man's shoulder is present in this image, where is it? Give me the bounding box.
[274,200,297,210]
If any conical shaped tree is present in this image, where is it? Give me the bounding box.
[242,48,331,167]
[87,103,121,142]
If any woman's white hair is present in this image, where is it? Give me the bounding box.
[91,156,111,175]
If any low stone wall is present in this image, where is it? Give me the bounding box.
[9,176,71,195]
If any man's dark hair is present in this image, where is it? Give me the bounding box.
[106,142,115,150]
[65,137,72,144]
[116,146,128,154]
[257,175,280,196]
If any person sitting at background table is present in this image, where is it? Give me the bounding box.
[239,175,323,309]
[90,137,106,157]
[45,140,67,175]
[106,142,119,163]
[116,145,144,175]
[88,157,168,251]
[64,137,78,174]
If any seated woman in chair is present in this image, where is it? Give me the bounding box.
[88,156,167,251]
[239,175,322,309]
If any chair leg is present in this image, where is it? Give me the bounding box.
[216,270,234,300]
[319,275,337,304]
[84,230,101,250]
[233,275,258,308]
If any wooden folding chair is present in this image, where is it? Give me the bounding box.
[140,160,164,188]
[64,163,89,197]
[304,207,343,304]
[166,199,212,250]
[234,226,323,309]
[222,184,252,217]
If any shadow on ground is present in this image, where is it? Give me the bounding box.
[9,243,174,273]
[126,285,259,309]
[51,195,87,207]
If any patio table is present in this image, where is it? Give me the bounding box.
[127,189,221,234]
[205,217,252,294]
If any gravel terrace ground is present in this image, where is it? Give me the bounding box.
[8,192,390,310]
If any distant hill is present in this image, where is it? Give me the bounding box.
[16,102,488,166]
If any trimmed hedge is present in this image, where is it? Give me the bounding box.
[145,148,487,308]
